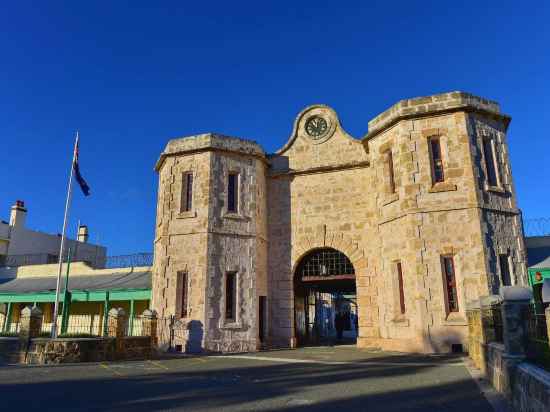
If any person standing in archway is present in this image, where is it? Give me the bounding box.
[335,311,345,341]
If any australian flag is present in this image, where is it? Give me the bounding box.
[73,136,90,196]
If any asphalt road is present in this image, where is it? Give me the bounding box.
[0,346,495,411]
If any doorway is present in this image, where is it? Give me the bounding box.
[294,248,357,346]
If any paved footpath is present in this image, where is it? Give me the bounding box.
[0,346,501,411]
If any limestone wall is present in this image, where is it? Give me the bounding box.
[152,151,212,348]
[154,135,268,352]
[204,152,267,352]
[152,91,526,354]
[468,113,527,290]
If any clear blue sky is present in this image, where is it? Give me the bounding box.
[1,1,549,255]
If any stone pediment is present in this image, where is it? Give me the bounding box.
[269,105,368,175]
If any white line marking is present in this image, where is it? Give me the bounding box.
[212,354,465,367]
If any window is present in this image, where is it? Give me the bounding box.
[499,254,512,287]
[396,262,406,314]
[442,256,459,313]
[225,272,237,321]
[482,138,500,187]
[295,248,355,280]
[429,137,444,183]
[227,173,239,213]
[47,254,58,264]
[386,150,396,193]
[177,271,189,317]
[259,296,267,342]
[180,172,193,212]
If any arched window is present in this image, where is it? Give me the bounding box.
[296,248,355,281]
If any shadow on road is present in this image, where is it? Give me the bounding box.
[0,353,492,411]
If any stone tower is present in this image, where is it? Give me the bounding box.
[153,134,268,352]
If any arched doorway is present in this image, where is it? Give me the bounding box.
[294,248,357,346]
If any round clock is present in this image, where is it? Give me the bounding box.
[305,116,328,139]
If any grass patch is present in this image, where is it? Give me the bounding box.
[0,331,18,337]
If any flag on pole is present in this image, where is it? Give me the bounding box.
[73,134,90,196]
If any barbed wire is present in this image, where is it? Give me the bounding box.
[523,218,550,237]
[1,252,154,269]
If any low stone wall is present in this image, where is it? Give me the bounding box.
[122,336,153,360]
[467,287,550,412]
[485,342,507,393]
[512,363,550,412]
[0,338,20,364]
[24,338,116,364]
[1,336,154,365]
[0,307,159,365]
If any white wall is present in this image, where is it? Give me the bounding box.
[6,226,106,264]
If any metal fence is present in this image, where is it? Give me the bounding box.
[127,316,146,337]
[526,304,550,370]
[40,314,102,337]
[1,252,153,269]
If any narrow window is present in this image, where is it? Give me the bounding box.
[177,271,188,317]
[483,138,499,187]
[387,151,396,193]
[259,296,267,342]
[225,272,237,321]
[442,256,459,313]
[429,137,445,183]
[227,173,239,213]
[396,262,406,314]
[180,172,193,212]
[499,254,512,287]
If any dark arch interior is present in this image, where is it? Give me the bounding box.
[294,248,357,346]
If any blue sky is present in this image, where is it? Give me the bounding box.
[1,1,549,255]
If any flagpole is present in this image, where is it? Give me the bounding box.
[51,131,79,338]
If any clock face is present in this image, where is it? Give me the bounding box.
[305,116,328,139]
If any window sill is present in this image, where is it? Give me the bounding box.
[382,193,399,206]
[443,312,467,326]
[428,182,457,193]
[220,321,242,330]
[485,185,506,194]
[391,317,409,327]
[223,212,249,221]
[176,210,197,219]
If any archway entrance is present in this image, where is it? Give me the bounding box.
[294,248,357,346]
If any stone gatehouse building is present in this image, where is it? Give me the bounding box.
[152,91,527,353]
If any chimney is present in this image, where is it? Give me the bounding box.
[9,200,27,228]
[77,225,89,243]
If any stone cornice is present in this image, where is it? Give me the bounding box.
[377,204,521,227]
[362,91,511,146]
[155,133,267,171]
[268,160,370,178]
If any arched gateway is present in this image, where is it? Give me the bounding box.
[294,248,357,346]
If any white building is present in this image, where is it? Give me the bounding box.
[0,200,106,268]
